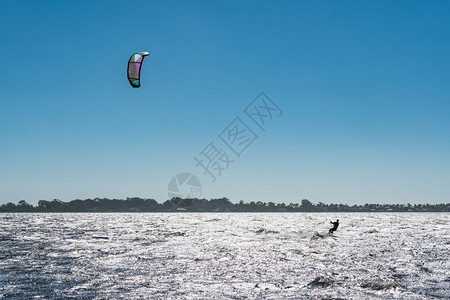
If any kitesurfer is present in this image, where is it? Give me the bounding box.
[329,219,339,235]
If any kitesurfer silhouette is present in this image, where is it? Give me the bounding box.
[329,219,339,235]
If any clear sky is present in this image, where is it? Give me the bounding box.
[1,0,449,205]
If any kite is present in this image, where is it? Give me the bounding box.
[127,52,149,88]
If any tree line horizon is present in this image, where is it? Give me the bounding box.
[1,197,449,213]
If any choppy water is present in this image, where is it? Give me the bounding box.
[0,213,449,299]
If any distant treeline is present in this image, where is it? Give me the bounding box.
[1,198,449,213]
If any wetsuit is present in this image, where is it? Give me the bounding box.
[329,220,339,235]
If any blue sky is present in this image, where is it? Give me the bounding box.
[1,0,449,205]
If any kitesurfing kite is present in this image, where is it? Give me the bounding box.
[127,52,149,88]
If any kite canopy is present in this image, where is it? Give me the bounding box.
[127,52,149,88]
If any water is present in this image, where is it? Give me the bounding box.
[0,213,449,299]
